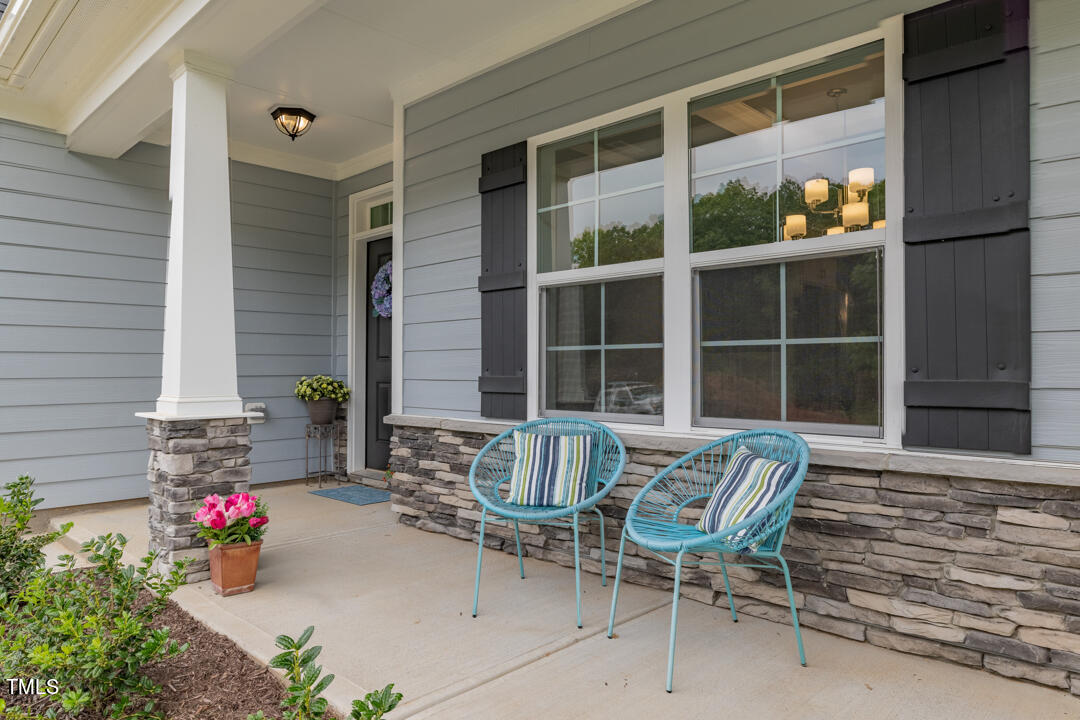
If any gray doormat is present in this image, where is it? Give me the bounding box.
[310,484,390,506]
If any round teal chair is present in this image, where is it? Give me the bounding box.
[606,429,810,692]
[469,418,626,628]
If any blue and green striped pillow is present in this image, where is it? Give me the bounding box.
[696,445,798,548]
[507,431,593,507]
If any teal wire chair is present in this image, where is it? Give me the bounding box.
[469,418,626,628]
[606,429,810,692]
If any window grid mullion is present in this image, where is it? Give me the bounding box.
[780,262,787,422]
[593,129,600,269]
[700,336,883,347]
[599,282,606,413]
[536,181,665,214]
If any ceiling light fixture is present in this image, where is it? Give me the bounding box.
[270,106,316,141]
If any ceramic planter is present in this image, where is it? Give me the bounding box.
[307,398,338,425]
[209,540,263,596]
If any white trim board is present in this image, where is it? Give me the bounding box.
[227,140,392,182]
[525,21,903,450]
[346,181,394,473]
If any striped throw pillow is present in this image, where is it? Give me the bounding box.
[507,431,593,507]
[696,445,799,549]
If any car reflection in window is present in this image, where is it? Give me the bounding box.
[593,382,663,415]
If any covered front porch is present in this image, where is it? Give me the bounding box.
[43,482,1077,718]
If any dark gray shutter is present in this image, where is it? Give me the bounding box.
[477,142,527,419]
[902,0,1031,453]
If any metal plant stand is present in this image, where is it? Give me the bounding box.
[305,423,338,488]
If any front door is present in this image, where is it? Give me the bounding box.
[366,237,392,469]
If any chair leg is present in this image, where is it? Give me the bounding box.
[513,520,525,579]
[593,506,607,586]
[666,549,686,693]
[718,555,737,623]
[472,508,487,618]
[607,528,628,638]
[777,554,807,666]
[573,512,583,628]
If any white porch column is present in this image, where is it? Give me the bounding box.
[155,59,242,418]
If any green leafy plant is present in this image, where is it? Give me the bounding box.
[248,626,401,720]
[0,698,50,720]
[0,475,71,597]
[294,375,351,403]
[0,533,188,719]
[270,626,335,720]
[349,684,402,720]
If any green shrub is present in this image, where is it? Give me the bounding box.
[0,533,188,719]
[248,626,401,720]
[0,475,70,597]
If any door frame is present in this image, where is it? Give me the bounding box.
[346,182,394,473]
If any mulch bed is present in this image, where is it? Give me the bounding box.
[1,599,331,720]
[143,600,293,719]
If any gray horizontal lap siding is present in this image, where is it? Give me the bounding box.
[0,121,169,506]
[229,160,334,486]
[1030,0,1080,461]
[401,0,935,420]
[0,119,344,506]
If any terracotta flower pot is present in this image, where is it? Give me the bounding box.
[307,398,338,425]
[209,540,263,596]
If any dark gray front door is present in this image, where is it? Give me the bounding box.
[366,237,392,469]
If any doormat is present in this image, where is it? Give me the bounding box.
[310,484,390,507]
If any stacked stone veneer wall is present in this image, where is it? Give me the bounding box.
[388,423,1080,694]
[146,418,252,581]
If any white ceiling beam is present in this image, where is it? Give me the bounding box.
[227,139,393,182]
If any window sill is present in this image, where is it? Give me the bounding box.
[385,413,1080,487]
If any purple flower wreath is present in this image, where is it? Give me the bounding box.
[371,261,392,318]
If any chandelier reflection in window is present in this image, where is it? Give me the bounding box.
[783,167,882,241]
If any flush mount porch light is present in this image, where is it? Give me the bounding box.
[271,106,315,141]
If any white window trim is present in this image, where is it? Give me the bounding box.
[347,181,394,473]
[527,18,904,451]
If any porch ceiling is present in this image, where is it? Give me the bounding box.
[0,0,649,179]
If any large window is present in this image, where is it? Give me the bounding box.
[537,112,664,272]
[544,276,663,417]
[690,43,885,251]
[538,110,665,421]
[532,37,893,437]
[696,249,882,434]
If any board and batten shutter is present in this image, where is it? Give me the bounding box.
[902,0,1031,453]
[477,142,527,420]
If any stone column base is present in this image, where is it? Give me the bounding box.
[146,417,253,582]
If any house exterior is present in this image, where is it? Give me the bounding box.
[3,0,1080,693]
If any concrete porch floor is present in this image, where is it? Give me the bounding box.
[46,482,1077,719]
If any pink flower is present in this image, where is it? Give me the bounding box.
[249,516,269,529]
[224,492,257,518]
[192,505,211,523]
[208,509,228,530]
